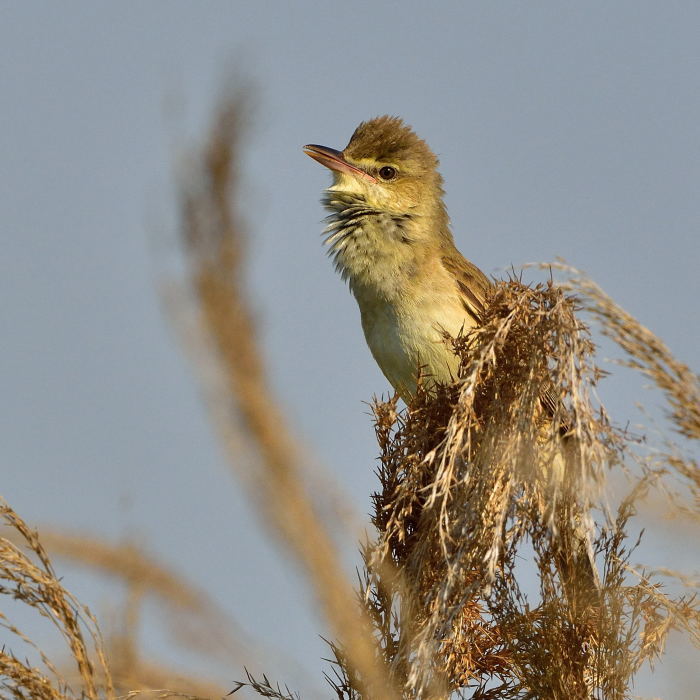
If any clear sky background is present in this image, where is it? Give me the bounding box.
[1,2,698,697]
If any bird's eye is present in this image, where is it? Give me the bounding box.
[378,166,397,181]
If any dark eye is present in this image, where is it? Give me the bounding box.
[378,165,397,181]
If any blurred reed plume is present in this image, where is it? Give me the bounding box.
[1,90,697,699]
[177,92,399,700]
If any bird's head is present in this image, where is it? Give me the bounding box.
[304,116,445,219]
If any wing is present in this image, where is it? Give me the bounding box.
[440,253,492,325]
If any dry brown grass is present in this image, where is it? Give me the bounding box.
[2,91,697,699]
[0,501,113,699]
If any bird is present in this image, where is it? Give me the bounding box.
[303,115,490,402]
[303,116,600,592]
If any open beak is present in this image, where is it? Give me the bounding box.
[303,144,377,183]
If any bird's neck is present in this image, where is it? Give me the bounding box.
[322,192,452,303]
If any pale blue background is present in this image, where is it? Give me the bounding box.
[1,2,698,697]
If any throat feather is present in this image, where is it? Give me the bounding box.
[322,192,414,286]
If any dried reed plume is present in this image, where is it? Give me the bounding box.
[0,501,113,699]
[357,275,699,698]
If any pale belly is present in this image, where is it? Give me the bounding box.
[359,296,474,401]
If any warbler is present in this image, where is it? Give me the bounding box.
[304,116,490,401]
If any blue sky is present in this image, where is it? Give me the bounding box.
[1,2,698,697]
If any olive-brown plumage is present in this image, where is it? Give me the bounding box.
[304,116,491,400]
